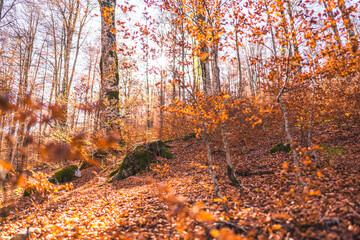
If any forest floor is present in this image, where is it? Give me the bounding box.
[0,127,359,239]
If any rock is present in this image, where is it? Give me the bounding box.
[148,140,167,155]
[136,140,174,159]
[108,139,175,183]
[74,169,81,178]
[54,165,78,183]
[47,177,57,184]
[160,148,174,159]
[270,143,291,154]
[108,149,155,183]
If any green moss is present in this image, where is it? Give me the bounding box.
[322,145,347,166]
[160,148,174,159]
[108,149,155,182]
[133,149,154,170]
[148,140,166,155]
[164,139,173,143]
[54,165,78,183]
[270,143,291,154]
[48,178,57,184]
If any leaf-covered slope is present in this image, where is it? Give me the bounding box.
[1,135,359,239]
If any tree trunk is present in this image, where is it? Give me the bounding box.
[99,0,121,132]
[322,0,342,47]
[234,26,244,96]
[337,0,358,53]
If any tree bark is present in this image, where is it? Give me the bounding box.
[99,0,121,132]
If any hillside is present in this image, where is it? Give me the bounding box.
[1,127,359,239]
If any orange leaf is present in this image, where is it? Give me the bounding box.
[0,160,13,171]
[196,211,214,222]
[272,224,282,230]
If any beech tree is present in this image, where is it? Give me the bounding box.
[98,0,121,132]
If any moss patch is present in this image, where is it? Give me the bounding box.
[135,140,174,159]
[108,149,155,183]
[48,178,57,184]
[160,148,174,159]
[270,143,291,154]
[54,165,78,183]
[108,140,175,182]
[148,140,166,155]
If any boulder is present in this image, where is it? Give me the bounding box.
[108,140,175,183]
[108,149,155,183]
[270,143,291,154]
[137,140,174,159]
[148,140,167,155]
[160,148,174,159]
[54,165,78,183]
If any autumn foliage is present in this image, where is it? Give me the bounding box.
[0,0,359,239]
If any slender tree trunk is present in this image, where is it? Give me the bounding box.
[337,0,358,52]
[59,0,80,132]
[146,30,151,130]
[159,67,164,139]
[212,35,242,187]
[323,0,342,47]
[307,78,320,168]
[234,26,244,97]
[181,20,185,101]
[277,53,306,187]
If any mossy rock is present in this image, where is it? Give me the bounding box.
[270,143,291,154]
[54,165,78,183]
[136,140,174,158]
[108,149,155,183]
[160,148,174,159]
[48,178,57,184]
[164,139,173,143]
[148,140,166,155]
